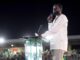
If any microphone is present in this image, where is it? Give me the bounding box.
[38,25,43,33]
[47,13,54,23]
[35,25,43,36]
[50,13,56,20]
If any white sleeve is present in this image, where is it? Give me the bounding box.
[41,15,68,37]
[49,15,68,33]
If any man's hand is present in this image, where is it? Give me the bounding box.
[35,33,39,36]
[47,14,53,23]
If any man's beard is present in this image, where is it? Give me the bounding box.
[53,11,59,16]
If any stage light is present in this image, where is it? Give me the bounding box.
[0,37,5,44]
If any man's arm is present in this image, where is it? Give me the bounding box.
[49,15,68,33]
[41,15,68,37]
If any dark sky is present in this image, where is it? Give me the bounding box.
[0,0,80,39]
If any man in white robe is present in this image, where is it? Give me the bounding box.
[41,3,68,60]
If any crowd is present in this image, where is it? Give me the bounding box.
[0,52,25,60]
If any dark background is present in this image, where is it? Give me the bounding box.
[0,0,80,39]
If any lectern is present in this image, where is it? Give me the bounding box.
[25,37,43,60]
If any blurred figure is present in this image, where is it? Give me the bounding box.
[21,52,25,60]
[41,3,68,60]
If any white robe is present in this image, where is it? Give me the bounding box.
[41,14,68,51]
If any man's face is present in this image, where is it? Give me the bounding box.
[53,5,61,15]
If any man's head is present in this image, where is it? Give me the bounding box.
[53,3,63,15]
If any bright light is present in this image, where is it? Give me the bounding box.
[11,44,14,47]
[0,37,5,44]
[14,51,17,55]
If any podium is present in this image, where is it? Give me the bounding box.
[25,37,43,60]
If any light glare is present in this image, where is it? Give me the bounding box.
[0,37,5,44]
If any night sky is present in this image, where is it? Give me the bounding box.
[0,0,80,39]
